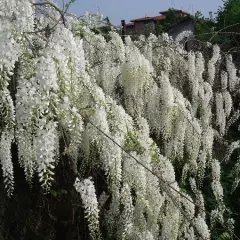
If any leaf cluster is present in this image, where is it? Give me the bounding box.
[155,8,186,36]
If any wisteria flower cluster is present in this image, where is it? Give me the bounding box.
[0,1,240,239]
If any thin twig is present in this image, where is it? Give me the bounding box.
[32,1,66,26]
[209,23,240,42]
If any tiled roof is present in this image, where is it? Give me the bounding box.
[159,9,190,16]
[129,9,190,23]
[130,15,166,22]
[130,16,154,22]
[152,15,166,21]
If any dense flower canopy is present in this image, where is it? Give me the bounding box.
[0,1,240,239]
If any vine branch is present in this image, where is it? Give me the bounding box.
[32,1,66,26]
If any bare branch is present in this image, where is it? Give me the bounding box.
[32,1,66,26]
[209,23,240,42]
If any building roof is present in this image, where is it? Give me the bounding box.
[152,15,166,21]
[130,9,190,23]
[130,15,166,22]
[126,23,134,26]
[130,16,155,22]
[128,9,191,26]
[159,9,190,16]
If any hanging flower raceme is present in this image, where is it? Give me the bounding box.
[74,177,102,240]
[0,131,14,196]
[0,75,15,195]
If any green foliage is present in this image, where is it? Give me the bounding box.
[50,189,68,198]
[155,8,185,36]
[124,131,145,155]
[216,0,240,28]
[144,22,154,36]
[91,16,115,40]
[190,0,240,56]
[99,17,112,34]
[215,0,240,53]
[219,232,231,240]
[155,21,164,36]
[194,11,216,41]
[149,142,159,162]
[64,0,77,12]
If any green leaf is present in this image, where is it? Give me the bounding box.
[59,189,68,195]
[50,190,57,197]
[219,232,231,240]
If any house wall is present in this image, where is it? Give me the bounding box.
[134,21,155,34]
[134,21,145,33]
[126,25,135,34]
[168,20,195,40]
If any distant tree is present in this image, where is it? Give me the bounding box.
[155,8,185,36]
[215,0,240,61]
[91,16,117,40]
[216,0,240,29]
[98,17,112,34]
[194,11,216,42]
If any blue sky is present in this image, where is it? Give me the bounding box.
[56,0,223,25]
